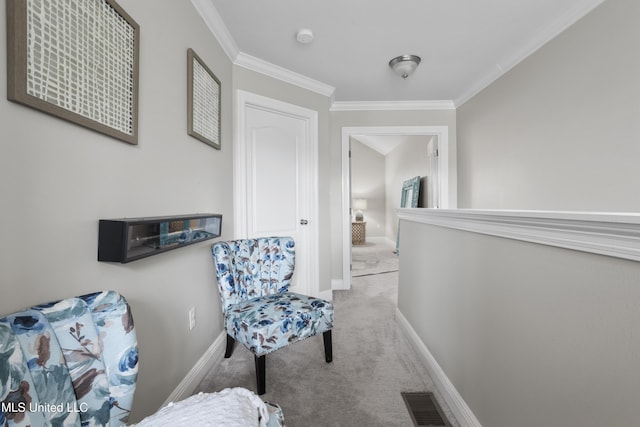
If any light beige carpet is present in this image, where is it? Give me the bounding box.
[195,242,458,426]
[351,241,399,277]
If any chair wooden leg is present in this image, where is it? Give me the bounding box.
[323,330,333,363]
[224,334,236,358]
[255,355,266,395]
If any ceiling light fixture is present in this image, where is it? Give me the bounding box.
[296,28,314,44]
[388,54,421,79]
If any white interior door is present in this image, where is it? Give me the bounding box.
[236,91,319,296]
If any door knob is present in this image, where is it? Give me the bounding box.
[300,219,308,225]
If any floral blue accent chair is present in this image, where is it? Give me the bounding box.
[0,291,138,427]
[212,237,334,395]
[1,291,286,426]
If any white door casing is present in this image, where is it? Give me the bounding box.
[427,137,440,208]
[235,90,319,297]
[339,126,452,292]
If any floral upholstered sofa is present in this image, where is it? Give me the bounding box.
[0,291,284,427]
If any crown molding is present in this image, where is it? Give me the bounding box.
[234,53,335,98]
[398,208,640,262]
[191,0,452,107]
[190,0,239,61]
[330,100,455,112]
[455,0,607,107]
[191,0,334,98]
[193,0,605,110]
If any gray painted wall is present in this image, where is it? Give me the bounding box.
[0,1,232,421]
[385,137,430,241]
[399,221,640,427]
[350,136,433,242]
[399,0,640,425]
[350,140,386,238]
[457,0,640,211]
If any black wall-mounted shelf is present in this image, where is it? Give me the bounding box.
[98,214,222,263]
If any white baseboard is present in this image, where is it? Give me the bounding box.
[162,331,226,406]
[332,278,349,290]
[395,308,482,427]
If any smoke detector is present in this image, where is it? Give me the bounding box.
[296,28,314,44]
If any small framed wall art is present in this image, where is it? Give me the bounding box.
[396,176,421,255]
[6,0,140,144]
[187,48,221,150]
[400,176,421,209]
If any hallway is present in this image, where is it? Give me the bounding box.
[196,241,458,426]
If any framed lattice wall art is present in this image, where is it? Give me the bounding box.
[6,0,140,145]
[187,48,221,150]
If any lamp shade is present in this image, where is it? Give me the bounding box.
[353,199,368,210]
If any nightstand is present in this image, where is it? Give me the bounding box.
[351,221,366,245]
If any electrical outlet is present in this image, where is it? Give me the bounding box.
[188,307,196,331]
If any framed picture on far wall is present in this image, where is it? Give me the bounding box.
[397,176,421,255]
[187,48,221,150]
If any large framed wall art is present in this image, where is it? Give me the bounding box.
[6,0,140,144]
[187,48,221,150]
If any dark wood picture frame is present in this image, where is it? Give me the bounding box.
[6,0,140,145]
[187,48,221,150]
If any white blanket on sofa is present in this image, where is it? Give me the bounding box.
[130,388,268,427]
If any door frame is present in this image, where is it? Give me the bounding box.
[339,126,452,291]
[235,90,320,296]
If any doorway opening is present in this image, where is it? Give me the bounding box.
[339,126,452,291]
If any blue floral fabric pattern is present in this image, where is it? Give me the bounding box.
[0,310,81,427]
[79,291,138,426]
[36,298,112,426]
[0,321,51,427]
[1,291,287,426]
[0,292,137,427]
[212,237,333,356]
[265,402,285,427]
[213,237,296,313]
[226,292,333,356]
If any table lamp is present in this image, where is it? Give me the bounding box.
[353,199,367,221]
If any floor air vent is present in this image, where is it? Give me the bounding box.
[401,392,451,426]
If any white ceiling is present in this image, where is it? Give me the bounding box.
[196,0,606,107]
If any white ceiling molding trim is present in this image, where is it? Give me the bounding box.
[454,0,607,107]
[234,53,336,98]
[193,0,605,109]
[190,0,239,61]
[399,208,640,262]
[192,0,334,99]
[330,100,455,112]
